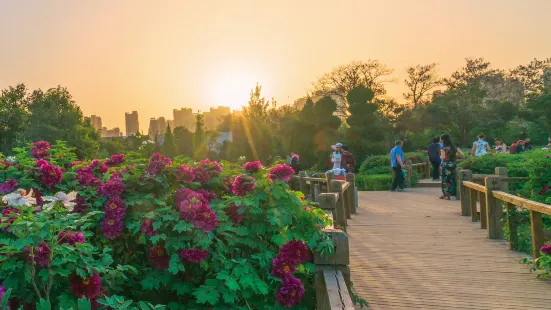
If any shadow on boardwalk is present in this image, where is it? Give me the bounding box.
[349,187,551,310]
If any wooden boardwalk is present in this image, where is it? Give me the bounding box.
[349,187,551,310]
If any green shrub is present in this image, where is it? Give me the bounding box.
[359,155,388,174]
[356,174,392,191]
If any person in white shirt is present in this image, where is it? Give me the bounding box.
[471,134,490,157]
[330,143,343,169]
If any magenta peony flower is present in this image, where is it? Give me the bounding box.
[0,178,18,193]
[278,240,309,265]
[38,161,63,188]
[98,175,124,198]
[179,248,208,263]
[101,217,124,239]
[147,153,172,176]
[223,177,234,194]
[268,164,294,182]
[141,214,158,237]
[192,204,219,232]
[174,188,208,208]
[72,195,88,214]
[541,244,551,255]
[175,165,195,183]
[27,242,51,267]
[58,231,85,246]
[200,158,223,176]
[276,277,305,308]
[539,185,550,195]
[76,166,100,186]
[225,204,244,225]
[1,207,21,231]
[105,154,125,167]
[196,189,217,201]
[232,175,256,196]
[178,198,203,221]
[31,141,51,159]
[103,197,126,220]
[192,166,211,183]
[271,257,296,279]
[69,270,102,299]
[243,161,262,173]
[148,246,169,270]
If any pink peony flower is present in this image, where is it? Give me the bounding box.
[278,240,309,265]
[276,277,305,308]
[101,218,124,239]
[0,178,18,193]
[539,185,550,196]
[200,159,223,176]
[147,153,172,176]
[98,175,124,198]
[58,231,85,246]
[103,197,126,220]
[225,204,244,225]
[174,188,208,208]
[31,141,51,159]
[541,244,551,255]
[268,164,294,182]
[192,166,211,183]
[72,195,88,214]
[179,248,209,263]
[232,175,255,196]
[141,213,158,237]
[27,242,51,267]
[37,161,63,188]
[69,270,102,299]
[105,154,125,167]
[196,189,217,201]
[192,204,219,233]
[148,246,169,270]
[271,257,296,279]
[243,161,262,173]
[175,165,195,183]
[178,198,203,221]
[76,166,100,186]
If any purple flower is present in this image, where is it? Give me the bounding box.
[179,248,209,263]
[98,175,124,198]
[276,277,304,308]
[192,166,211,183]
[232,175,255,196]
[101,217,124,239]
[141,213,158,237]
[193,204,218,233]
[196,189,217,201]
[72,195,88,214]
[105,154,125,167]
[200,159,223,176]
[175,165,195,183]
[0,178,18,193]
[69,270,102,299]
[31,141,51,159]
[178,198,203,221]
[174,188,208,208]
[27,242,51,267]
[76,166,99,186]
[278,240,309,265]
[103,197,126,220]
[148,246,169,270]
[271,257,296,279]
[58,231,85,246]
[541,244,551,255]
[243,161,262,173]
[268,164,294,182]
[147,153,172,176]
[37,161,63,188]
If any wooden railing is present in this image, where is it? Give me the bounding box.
[294,171,358,309]
[405,160,431,187]
[458,167,551,259]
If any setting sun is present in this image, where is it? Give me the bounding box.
[206,69,258,112]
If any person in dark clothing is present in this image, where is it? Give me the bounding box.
[427,137,441,181]
[341,145,356,173]
[289,153,300,174]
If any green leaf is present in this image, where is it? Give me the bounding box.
[168,254,185,274]
[1,288,12,309]
[225,277,240,291]
[35,299,52,310]
[173,221,192,233]
[192,284,220,305]
[77,298,92,310]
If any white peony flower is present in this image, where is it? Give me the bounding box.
[2,189,36,206]
[5,156,17,163]
[42,191,78,211]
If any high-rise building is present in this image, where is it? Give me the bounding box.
[89,115,103,132]
[148,117,167,138]
[125,111,139,136]
[203,106,230,130]
[101,127,122,138]
[173,108,195,131]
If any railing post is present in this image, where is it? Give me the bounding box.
[299,171,307,196]
[506,203,518,251]
[325,171,334,193]
[319,193,338,228]
[455,167,462,200]
[479,190,487,229]
[470,188,479,222]
[330,180,347,232]
[343,185,351,220]
[345,173,356,215]
[309,181,316,202]
[459,170,471,216]
[485,177,504,239]
[425,159,431,179]
[495,167,509,193]
[530,210,544,260]
[313,184,319,203]
[405,160,412,188]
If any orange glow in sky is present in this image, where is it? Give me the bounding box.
[1,0,550,130]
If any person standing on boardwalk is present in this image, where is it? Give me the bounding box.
[341,145,356,173]
[427,137,441,181]
[330,143,343,170]
[471,134,490,157]
[390,140,405,192]
[440,134,465,200]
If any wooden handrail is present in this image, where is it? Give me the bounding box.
[341,181,350,192]
[462,181,487,193]
[492,191,551,216]
[303,177,329,183]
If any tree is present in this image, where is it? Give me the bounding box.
[193,114,208,159]
[313,60,394,115]
[160,124,178,158]
[403,63,442,108]
[510,58,551,96]
[173,126,194,157]
[26,86,100,159]
[524,89,551,138]
[0,84,29,154]
[243,83,271,120]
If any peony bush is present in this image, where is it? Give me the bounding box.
[0,141,335,309]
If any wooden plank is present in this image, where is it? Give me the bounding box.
[530,210,544,260]
[322,269,355,310]
[463,181,487,193]
[492,191,551,216]
[485,177,504,239]
[330,180,347,232]
[479,191,487,229]
[459,170,470,216]
[346,174,357,215]
[470,188,479,222]
[303,177,329,182]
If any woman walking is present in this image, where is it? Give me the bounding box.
[440,134,465,200]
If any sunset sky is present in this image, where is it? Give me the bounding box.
[1,0,550,132]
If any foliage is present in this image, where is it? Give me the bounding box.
[355,174,392,191]
[403,63,442,108]
[160,125,178,158]
[0,141,339,309]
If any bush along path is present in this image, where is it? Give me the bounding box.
[0,141,348,309]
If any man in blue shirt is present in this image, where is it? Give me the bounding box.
[390,140,405,192]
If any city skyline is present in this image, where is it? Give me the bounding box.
[1,0,551,130]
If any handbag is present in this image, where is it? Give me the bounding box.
[402,169,407,177]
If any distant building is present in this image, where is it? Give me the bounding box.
[101,127,123,138]
[90,115,102,132]
[173,108,195,131]
[203,106,230,130]
[125,111,139,136]
[148,117,167,138]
